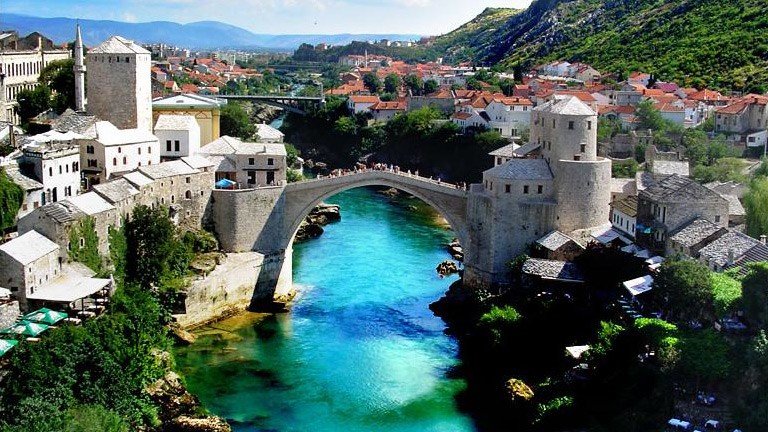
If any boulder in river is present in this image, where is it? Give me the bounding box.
[436,260,459,276]
[165,415,232,432]
[295,203,341,242]
[504,378,535,402]
[377,187,400,198]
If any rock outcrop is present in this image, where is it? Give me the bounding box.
[147,371,232,432]
[436,260,459,276]
[446,238,464,261]
[295,203,340,242]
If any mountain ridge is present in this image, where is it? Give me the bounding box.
[0,13,422,51]
[433,0,768,92]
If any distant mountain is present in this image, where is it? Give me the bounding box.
[0,13,421,51]
[433,0,768,92]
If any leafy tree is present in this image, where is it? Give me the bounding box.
[745,177,768,237]
[220,102,255,139]
[403,74,423,95]
[15,85,52,126]
[423,79,439,95]
[383,73,402,94]
[362,72,382,94]
[742,262,768,328]
[652,259,714,321]
[711,273,742,317]
[679,330,731,382]
[478,305,521,345]
[597,117,622,143]
[124,205,190,290]
[692,157,746,183]
[38,59,76,113]
[612,159,638,178]
[286,169,304,183]
[108,224,127,284]
[635,100,668,132]
[0,168,23,233]
[754,158,768,178]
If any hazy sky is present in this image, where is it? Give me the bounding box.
[3,0,534,35]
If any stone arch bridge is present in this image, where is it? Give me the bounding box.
[211,170,469,304]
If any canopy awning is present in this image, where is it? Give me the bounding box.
[0,339,18,356]
[23,308,68,325]
[26,276,111,303]
[1,320,50,337]
[623,275,654,297]
[215,178,237,189]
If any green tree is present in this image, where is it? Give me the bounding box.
[745,177,768,237]
[403,74,423,95]
[383,73,402,94]
[635,100,667,132]
[15,86,52,126]
[652,259,714,321]
[0,168,23,233]
[711,273,742,317]
[362,72,382,94]
[679,330,731,382]
[38,59,76,113]
[220,102,255,139]
[124,205,190,290]
[423,79,439,95]
[478,305,521,345]
[742,263,768,328]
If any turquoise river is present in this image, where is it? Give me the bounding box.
[175,187,477,432]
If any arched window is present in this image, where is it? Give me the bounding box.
[113,158,117,166]
[123,156,127,164]
[185,190,192,199]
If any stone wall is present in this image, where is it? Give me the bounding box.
[554,158,612,233]
[211,187,286,253]
[87,51,152,131]
[175,252,265,328]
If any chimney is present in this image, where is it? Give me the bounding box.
[760,235,767,246]
[727,248,735,266]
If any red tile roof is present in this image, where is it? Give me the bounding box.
[349,95,380,104]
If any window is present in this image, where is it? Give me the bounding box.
[715,215,721,223]
[59,166,63,174]
[523,185,529,194]
[125,57,129,63]
[166,140,172,151]
[118,147,122,153]
[580,144,586,153]
[123,156,127,164]
[249,158,255,165]
[568,121,574,130]
[587,121,592,130]
[49,167,53,177]
[138,147,141,155]
[247,171,256,184]
[186,177,191,184]
[505,184,511,193]
[113,158,117,166]
[174,140,180,152]
[537,185,543,194]
[552,119,556,128]
[86,145,94,154]
[496,157,502,165]
[268,158,274,166]
[185,190,192,199]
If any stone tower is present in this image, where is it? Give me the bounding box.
[464,96,611,290]
[73,24,86,112]
[86,36,152,131]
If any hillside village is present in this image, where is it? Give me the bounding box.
[0,14,767,432]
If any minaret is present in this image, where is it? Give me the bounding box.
[73,23,86,112]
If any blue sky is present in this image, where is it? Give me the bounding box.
[3,0,534,35]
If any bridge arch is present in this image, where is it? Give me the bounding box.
[282,171,469,253]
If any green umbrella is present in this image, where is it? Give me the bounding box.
[0,339,18,356]
[0,321,50,337]
[23,308,68,325]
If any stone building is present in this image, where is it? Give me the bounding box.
[154,114,201,160]
[20,138,81,204]
[78,120,160,186]
[0,230,61,311]
[86,36,152,131]
[635,174,729,253]
[0,31,70,123]
[464,96,611,289]
[152,94,223,146]
[198,135,287,188]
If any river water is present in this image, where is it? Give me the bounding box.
[175,187,476,432]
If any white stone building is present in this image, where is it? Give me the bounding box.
[21,138,82,204]
[86,36,153,131]
[485,97,532,138]
[78,121,160,186]
[0,31,70,123]
[154,114,201,160]
[255,124,285,143]
[197,135,287,188]
[0,230,62,311]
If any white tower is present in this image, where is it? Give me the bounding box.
[73,23,86,112]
